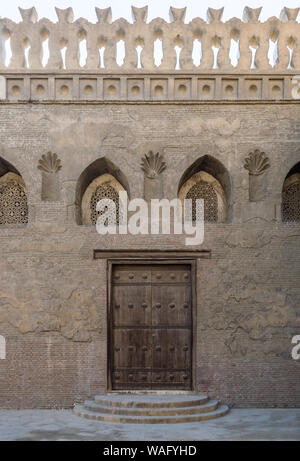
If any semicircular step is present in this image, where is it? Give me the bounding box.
[83,399,219,416]
[73,404,229,424]
[93,394,209,409]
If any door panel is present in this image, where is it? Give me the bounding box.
[152,329,191,370]
[151,285,191,327]
[113,266,152,284]
[112,370,153,389]
[152,267,191,283]
[113,329,152,369]
[151,370,192,389]
[110,264,193,390]
[113,285,152,327]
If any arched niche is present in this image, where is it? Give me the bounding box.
[178,171,226,222]
[81,173,126,225]
[76,157,130,225]
[178,155,232,222]
[282,161,300,222]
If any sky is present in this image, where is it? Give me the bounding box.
[0,0,299,23]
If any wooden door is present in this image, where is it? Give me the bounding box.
[110,264,192,390]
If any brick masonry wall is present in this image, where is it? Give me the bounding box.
[0,102,299,408]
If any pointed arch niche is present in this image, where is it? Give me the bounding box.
[178,155,232,222]
[282,161,300,222]
[76,158,130,225]
[0,157,28,226]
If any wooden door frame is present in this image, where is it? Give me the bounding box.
[106,258,198,392]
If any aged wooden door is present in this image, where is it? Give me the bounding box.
[110,264,192,390]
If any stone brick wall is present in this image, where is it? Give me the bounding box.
[0,102,299,408]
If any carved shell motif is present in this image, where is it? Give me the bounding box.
[244,149,270,176]
[141,151,166,179]
[38,152,62,173]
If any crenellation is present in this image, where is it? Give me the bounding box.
[0,6,299,73]
[279,21,300,70]
[18,7,38,24]
[206,7,224,24]
[279,7,300,22]
[55,7,74,24]
[132,6,148,24]
[169,7,187,23]
[242,7,262,23]
[95,7,112,25]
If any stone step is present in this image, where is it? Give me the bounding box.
[73,404,229,424]
[83,399,219,416]
[93,394,209,409]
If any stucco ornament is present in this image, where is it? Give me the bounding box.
[38,152,62,201]
[38,151,62,173]
[244,149,270,202]
[140,151,166,201]
[244,149,270,176]
[140,151,166,179]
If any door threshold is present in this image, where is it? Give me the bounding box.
[107,390,196,395]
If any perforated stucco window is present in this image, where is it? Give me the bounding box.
[90,183,121,225]
[0,172,28,225]
[81,173,126,225]
[282,173,300,222]
[178,170,227,222]
[185,180,218,222]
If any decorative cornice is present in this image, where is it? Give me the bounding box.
[0,73,298,103]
